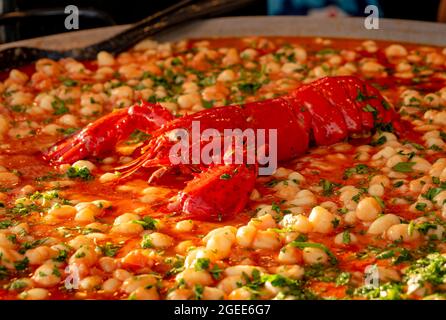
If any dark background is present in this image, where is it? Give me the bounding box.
[0,0,443,43]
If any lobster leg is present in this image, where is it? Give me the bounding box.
[43,102,174,164]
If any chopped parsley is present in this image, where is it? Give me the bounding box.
[354,282,403,300]
[432,176,441,185]
[342,231,351,244]
[75,251,86,258]
[194,258,210,271]
[372,196,385,209]
[290,241,338,265]
[61,78,78,87]
[210,264,223,280]
[53,249,69,262]
[56,127,79,136]
[404,141,425,151]
[370,135,387,146]
[193,284,204,300]
[140,234,153,248]
[317,48,339,55]
[343,164,372,179]
[319,179,340,196]
[66,166,93,180]
[356,89,377,102]
[220,173,232,180]
[19,238,48,253]
[362,104,377,114]
[238,269,319,300]
[171,57,183,66]
[165,255,185,276]
[35,172,65,182]
[0,266,9,280]
[10,203,41,216]
[51,97,69,115]
[238,82,262,94]
[133,216,158,230]
[405,253,446,288]
[99,242,122,257]
[126,130,151,144]
[376,250,395,260]
[8,279,28,291]
[392,162,416,173]
[264,179,280,187]
[429,144,443,151]
[14,257,29,271]
[331,217,340,229]
[202,99,214,109]
[415,202,427,212]
[335,272,351,286]
[393,181,404,188]
[415,222,438,235]
[0,220,13,229]
[422,187,444,202]
[9,105,27,113]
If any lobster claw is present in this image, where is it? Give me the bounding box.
[177,163,257,221]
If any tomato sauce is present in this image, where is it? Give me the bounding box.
[0,36,445,300]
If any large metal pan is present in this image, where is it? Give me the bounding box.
[0,16,445,53]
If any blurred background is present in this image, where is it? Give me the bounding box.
[0,0,444,43]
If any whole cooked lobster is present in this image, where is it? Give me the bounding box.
[44,76,403,221]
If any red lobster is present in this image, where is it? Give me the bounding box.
[44,76,402,221]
